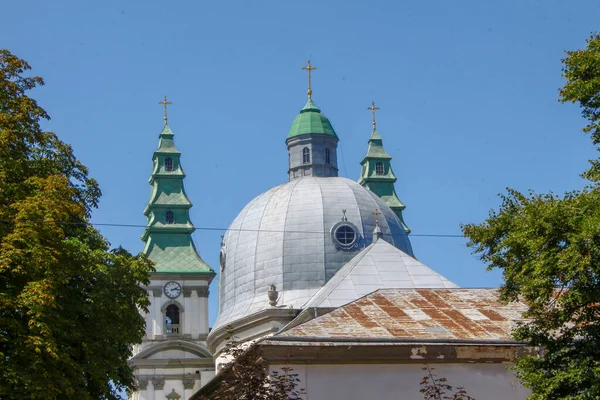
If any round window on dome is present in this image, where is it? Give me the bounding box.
[331,222,359,249]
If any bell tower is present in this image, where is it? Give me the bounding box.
[130,97,216,400]
[358,102,410,235]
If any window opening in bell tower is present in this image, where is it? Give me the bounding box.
[165,304,180,334]
[165,157,173,171]
[303,147,310,164]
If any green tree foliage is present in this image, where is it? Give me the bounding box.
[462,33,600,399]
[0,50,153,399]
[560,33,600,181]
[419,366,475,400]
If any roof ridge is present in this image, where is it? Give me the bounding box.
[303,242,376,308]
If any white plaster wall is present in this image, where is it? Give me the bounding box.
[271,363,530,400]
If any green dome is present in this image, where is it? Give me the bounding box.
[287,99,338,140]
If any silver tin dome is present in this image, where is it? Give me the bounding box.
[214,177,413,329]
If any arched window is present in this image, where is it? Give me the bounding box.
[165,157,173,171]
[325,148,331,164]
[166,210,174,224]
[165,305,180,334]
[302,147,310,164]
[375,162,384,176]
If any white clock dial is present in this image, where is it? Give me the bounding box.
[164,281,181,299]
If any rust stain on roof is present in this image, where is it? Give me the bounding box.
[279,288,528,341]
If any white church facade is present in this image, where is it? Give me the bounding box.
[130,65,531,400]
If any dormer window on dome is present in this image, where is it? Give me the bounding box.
[303,147,310,164]
[165,157,173,171]
[166,210,174,224]
[376,162,384,175]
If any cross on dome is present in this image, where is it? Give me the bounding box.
[301,59,317,100]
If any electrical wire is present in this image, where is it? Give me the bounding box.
[0,218,464,238]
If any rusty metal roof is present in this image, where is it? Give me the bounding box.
[278,288,528,342]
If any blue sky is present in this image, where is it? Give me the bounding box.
[3,0,599,326]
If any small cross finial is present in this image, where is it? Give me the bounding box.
[301,59,317,100]
[158,95,173,124]
[373,208,382,226]
[367,101,380,130]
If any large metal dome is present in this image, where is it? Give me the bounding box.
[214,176,413,330]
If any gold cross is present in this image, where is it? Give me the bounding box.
[373,208,382,226]
[158,95,172,124]
[301,60,317,100]
[367,101,380,130]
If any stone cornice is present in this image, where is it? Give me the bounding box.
[142,333,208,342]
[149,272,215,281]
[207,308,299,354]
[258,341,533,364]
[146,285,209,298]
[131,358,214,368]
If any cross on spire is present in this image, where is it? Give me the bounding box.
[301,60,317,100]
[367,101,380,130]
[158,95,172,124]
[373,208,382,226]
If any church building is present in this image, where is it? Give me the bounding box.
[131,64,531,400]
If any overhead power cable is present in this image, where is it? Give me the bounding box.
[0,218,464,238]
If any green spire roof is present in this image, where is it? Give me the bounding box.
[287,99,338,139]
[141,124,214,275]
[363,129,392,159]
[359,128,411,235]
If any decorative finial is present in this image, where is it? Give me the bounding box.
[373,208,384,242]
[367,101,380,130]
[268,284,279,307]
[158,95,172,124]
[301,59,317,100]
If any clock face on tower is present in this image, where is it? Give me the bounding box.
[164,281,182,299]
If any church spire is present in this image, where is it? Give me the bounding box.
[358,103,410,234]
[141,109,214,275]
